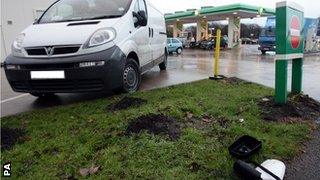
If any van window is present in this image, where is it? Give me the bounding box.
[133,0,147,27]
[133,0,147,17]
[133,1,139,13]
[138,0,147,14]
[39,0,133,23]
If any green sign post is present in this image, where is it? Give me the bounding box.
[275,1,304,104]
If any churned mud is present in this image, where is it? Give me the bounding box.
[1,128,26,151]
[214,76,251,85]
[259,94,320,123]
[108,97,147,111]
[126,112,231,141]
[126,114,181,140]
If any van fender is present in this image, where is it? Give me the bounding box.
[118,40,139,59]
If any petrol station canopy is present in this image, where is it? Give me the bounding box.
[164,3,275,48]
[165,3,275,24]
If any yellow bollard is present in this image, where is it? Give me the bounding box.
[214,29,221,78]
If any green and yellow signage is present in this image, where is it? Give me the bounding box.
[275,1,304,104]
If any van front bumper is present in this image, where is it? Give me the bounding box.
[4,46,126,93]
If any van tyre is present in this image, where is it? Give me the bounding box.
[159,53,167,71]
[261,50,266,55]
[176,48,182,55]
[120,58,141,93]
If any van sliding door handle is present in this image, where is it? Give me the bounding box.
[148,28,154,38]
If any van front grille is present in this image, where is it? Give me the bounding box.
[20,63,78,70]
[11,79,104,92]
[25,46,80,56]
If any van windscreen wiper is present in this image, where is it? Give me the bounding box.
[50,19,85,23]
[87,15,122,20]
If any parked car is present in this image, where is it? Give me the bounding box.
[177,37,188,47]
[201,37,228,50]
[190,39,205,49]
[200,37,215,50]
[4,0,167,96]
[167,38,183,54]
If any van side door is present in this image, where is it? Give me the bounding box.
[132,0,152,70]
[148,6,166,62]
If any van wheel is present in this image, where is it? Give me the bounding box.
[30,93,55,98]
[261,50,267,55]
[121,58,141,93]
[176,48,182,55]
[159,53,167,71]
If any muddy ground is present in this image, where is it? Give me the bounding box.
[1,128,26,151]
[108,97,147,111]
[259,94,320,123]
[214,76,252,85]
[126,114,181,140]
[126,113,228,141]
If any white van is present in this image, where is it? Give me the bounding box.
[4,0,167,97]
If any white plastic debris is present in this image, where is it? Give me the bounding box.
[262,98,270,102]
[256,159,286,180]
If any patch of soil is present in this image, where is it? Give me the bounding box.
[220,77,250,85]
[126,114,181,140]
[1,128,26,151]
[259,94,320,122]
[108,97,147,111]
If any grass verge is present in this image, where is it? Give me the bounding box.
[1,79,312,179]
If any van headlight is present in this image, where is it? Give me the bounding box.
[12,33,25,55]
[84,28,116,48]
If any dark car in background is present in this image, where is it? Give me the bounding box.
[200,37,228,50]
[200,37,215,49]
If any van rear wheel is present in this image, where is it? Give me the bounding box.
[120,58,141,93]
[159,53,167,71]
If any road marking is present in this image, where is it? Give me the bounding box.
[1,94,29,104]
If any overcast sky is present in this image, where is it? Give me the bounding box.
[149,0,320,18]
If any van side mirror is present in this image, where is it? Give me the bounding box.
[133,11,147,27]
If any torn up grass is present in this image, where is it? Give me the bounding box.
[1,79,313,179]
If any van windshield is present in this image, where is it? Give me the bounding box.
[38,0,132,23]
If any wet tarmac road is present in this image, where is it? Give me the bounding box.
[1,45,319,117]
